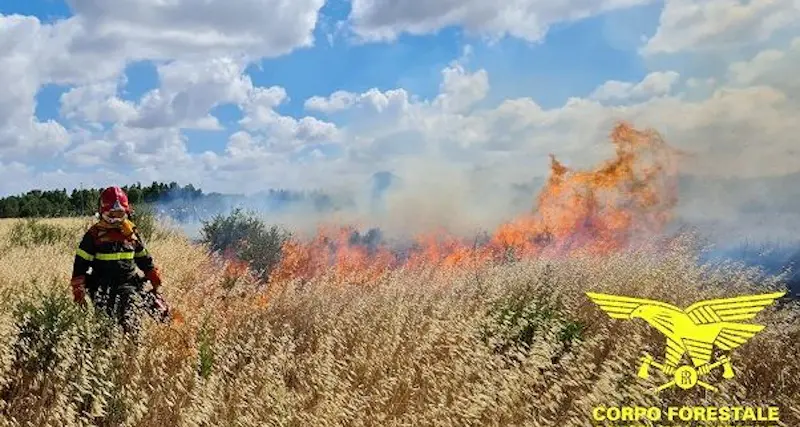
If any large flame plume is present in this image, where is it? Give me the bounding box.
[268,121,681,287]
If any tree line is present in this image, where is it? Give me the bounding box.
[0,182,203,218]
[0,181,342,219]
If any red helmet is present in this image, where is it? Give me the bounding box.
[98,186,131,215]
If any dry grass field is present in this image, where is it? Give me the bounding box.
[0,216,798,427]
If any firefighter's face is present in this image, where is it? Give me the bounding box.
[103,209,127,223]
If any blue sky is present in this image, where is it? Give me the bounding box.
[0,0,797,200]
[6,0,661,157]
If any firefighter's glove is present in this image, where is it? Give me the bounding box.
[146,268,162,290]
[70,276,86,305]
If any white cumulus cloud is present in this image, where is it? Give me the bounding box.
[590,71,681,101]
[348,0,655,43]
[643,0,800,54]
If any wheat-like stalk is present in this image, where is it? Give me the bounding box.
[0,218,797,427]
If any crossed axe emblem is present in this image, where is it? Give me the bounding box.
[637,352,735,393]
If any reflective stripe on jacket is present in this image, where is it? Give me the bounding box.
[71,223,156,285]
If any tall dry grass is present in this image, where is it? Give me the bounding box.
[0,217,797,426]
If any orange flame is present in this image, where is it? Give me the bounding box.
[267,121,680,288]
[270,224,396,285]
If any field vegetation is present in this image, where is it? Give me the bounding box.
[0,213,797,427]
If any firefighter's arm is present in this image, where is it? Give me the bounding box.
[71,232,95,303]
[134,235,162,289]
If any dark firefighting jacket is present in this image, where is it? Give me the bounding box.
[71,221,156,288]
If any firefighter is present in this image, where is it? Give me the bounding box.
[70,186,164,335]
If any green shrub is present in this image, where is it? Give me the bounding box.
[200,208,263,254]
[8,219,74,248]
[200,208,291,283]
[196,316,215,379]
[481,287,585,363]
[236,224,291,283]
[131,203,158,242]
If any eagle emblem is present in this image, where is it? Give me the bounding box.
[586,291,785,392]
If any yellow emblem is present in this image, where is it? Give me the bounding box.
[586,291,785,393]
